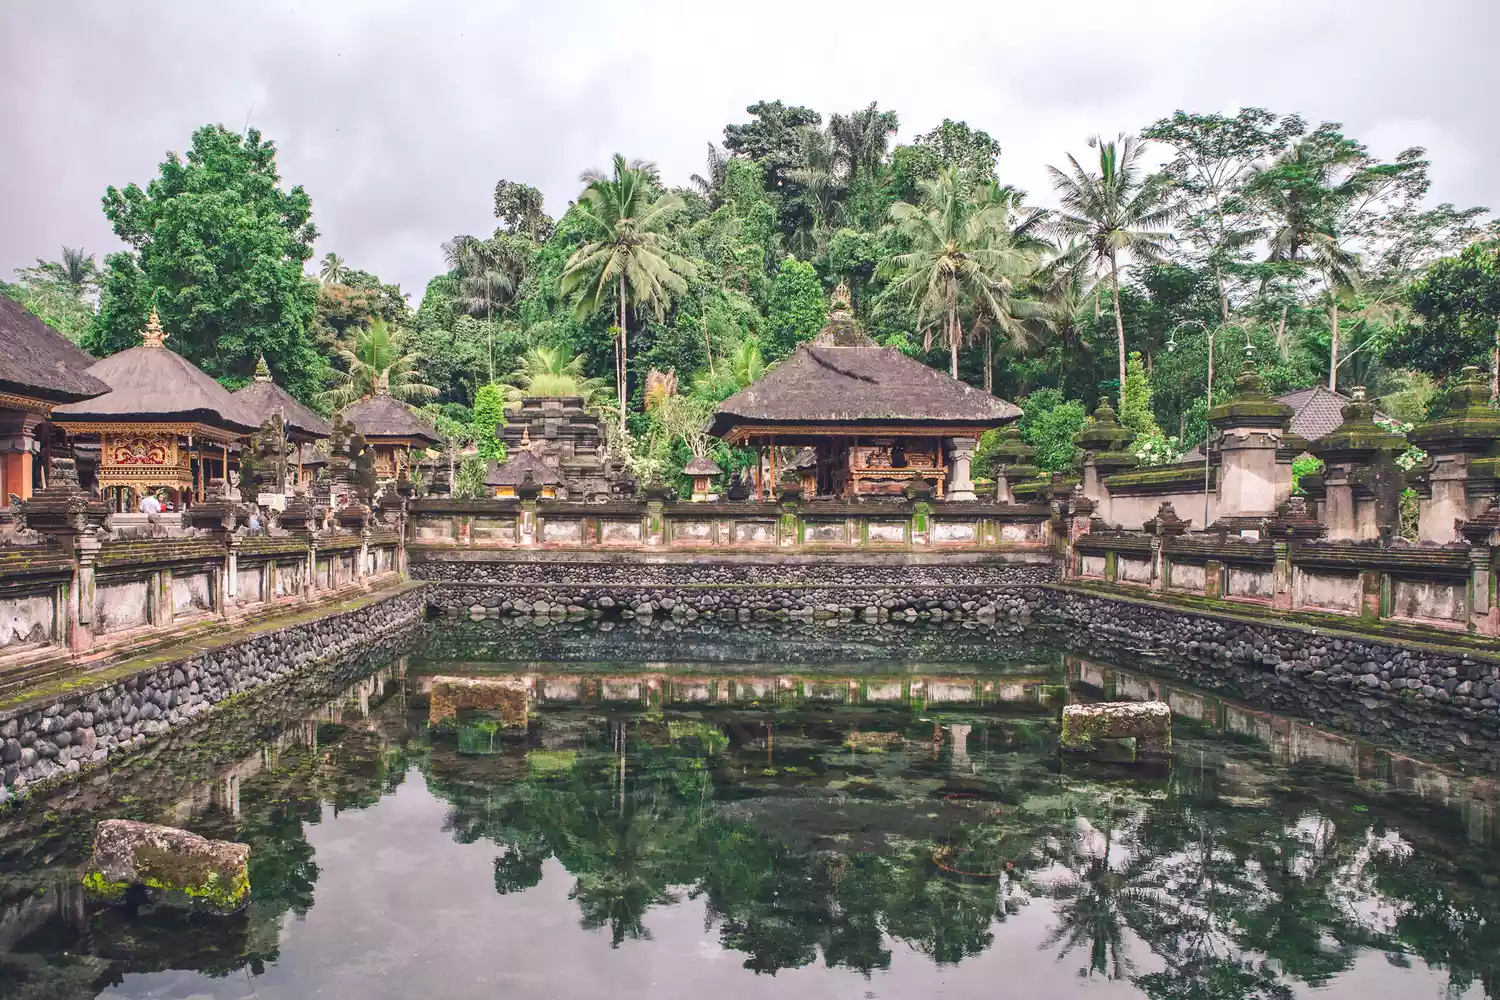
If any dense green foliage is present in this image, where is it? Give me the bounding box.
[88,125,328,399]
[9,103,1496,484]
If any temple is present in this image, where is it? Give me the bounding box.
[232,355,333,489]
[0,297,109,502]
[488,395,613,500]
[343,393,441,481]
[49,311,260,510]
[709,286,1020,500]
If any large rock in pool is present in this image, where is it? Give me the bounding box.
[1061,701,1171,757]
[83,819,250,911]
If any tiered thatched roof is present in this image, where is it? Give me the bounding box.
[233,357,332,441]
[485,450,561,487]
[343,393,440,447]
[710,288,1019,440]
[0,297,111,405]
[50,312,259,435]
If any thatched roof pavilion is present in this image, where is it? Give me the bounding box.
[51,312,258,506]
[0,298,110,501]
[232,356,332,443]
[710,286,1019,499]
[485,449,562,498]
[343,393,440,480]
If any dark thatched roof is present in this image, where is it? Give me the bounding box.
[343,393,440,446]
[233,380,332,441]
[683,456,722,476]
[0,297,111,403]
[485,450,561,486]
[709,339,1020,437]
[51,340,260,433]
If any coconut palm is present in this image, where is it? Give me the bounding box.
[321,318,437,408]
[498,344,610,407]
[1047,134,1174,405]
[728,338,771,389]
[561,154,699,432]
[829,101,899,179]
[1028,247,1098,382]
[882,168,1039,379]
[319,252,348,285]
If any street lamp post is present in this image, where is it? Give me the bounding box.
[1166,320,1252,530]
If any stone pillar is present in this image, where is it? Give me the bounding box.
[224,535,240,612]
[1271,541,1294,611]
[1206,349,1294,526]
[0,411,44,502]
[1309,387,1407,541]
[1458,501,1500,635]
[70,532,101,652]
[1410,367,1500,543]
[1072,399,1136,525]
[518,498,538,547]
[945,437,978,502]
[1143,502,1186,593]
[987,426,1036,504]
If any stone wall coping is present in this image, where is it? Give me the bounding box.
[1051,581,1500,665]
[0,580,428,725]
[408,548,1057,568]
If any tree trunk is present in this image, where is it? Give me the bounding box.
[1215,265,1229,322]
[948,308,959,380]
[1493,329,1499,406]
[984,327,993,394]
[1276,304,1290,362]
[618,274,628,434]
[1109,249,1127,407]
[1327,301,1339,392]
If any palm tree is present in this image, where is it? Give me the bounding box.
[561,154,700,432]
[443,235,526,381]
[1047,134,1174,405]
[319,252,348,285]
[728,338,771,389]
[1028,250,1097,385]
[1248,138,1368,390]
[882,168,1037,379]
[20,247,100,299]
[498,344,610,407]
[690,144,729,204]
[828,101,899,179]
[321,318,438,409]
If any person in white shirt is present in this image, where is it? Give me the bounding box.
[139,492,162,515]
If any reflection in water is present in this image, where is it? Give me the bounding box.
[0,622,1495,999]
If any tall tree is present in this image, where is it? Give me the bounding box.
[829,102,900,180]
[319,252,348,285]
[882,168,1037,379]
[89,124,324,400]
[443,234,530,381]
[1047,134,1174,404]
[1247,125,1422,389]
[493,179,554,242]
[1143,108,1306,319]
[561,154,699,430]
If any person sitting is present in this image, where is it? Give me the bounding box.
[139,492,162,515]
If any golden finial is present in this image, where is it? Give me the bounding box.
[254,354,273,381]
[141,309,168,348]
[520,425,531,448]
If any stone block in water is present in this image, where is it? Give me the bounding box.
[1061,701,1171,757]
[84,819,250,911]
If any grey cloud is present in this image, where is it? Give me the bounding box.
[2,0,1494,299]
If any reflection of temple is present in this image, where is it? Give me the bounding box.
[50,312,259,510]
[0,297,109,502]
[488,396,613,500]
[710,287,1020,500]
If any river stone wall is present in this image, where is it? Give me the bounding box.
[1042,588,1500,767]
[0,584,428,800]
[416,554,1055,622]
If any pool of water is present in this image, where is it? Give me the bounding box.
[1,620,1497,999]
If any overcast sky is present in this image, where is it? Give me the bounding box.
[2,1,1494,299]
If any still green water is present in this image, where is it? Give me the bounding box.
[0,619,1497,999]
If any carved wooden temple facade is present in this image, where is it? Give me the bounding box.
[710,287,1020,500]
[49,312,260,510]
